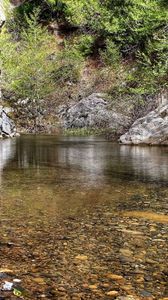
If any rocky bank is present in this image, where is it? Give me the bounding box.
[57,91,168,145]
[1,89,168,145]
[120,104,168,145]
[0,106,17,138]
[57,93,131,132]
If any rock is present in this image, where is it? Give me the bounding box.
[119,229,143,236]
[119,255,134,263]
[0,268,14,275]
[120,104,168,145]
[13,279,21,283]
[75,255,88,261]
[106,273,124,281]
[14,98,59,134]
[88,284,98,289]
[58,93,130,130]
[1,1,26,28]
[33,277,46,285]
[119,249,133,257]
[140,290,153,297]
[2,281,13,291]
[116,297,137,300]
[106,290,119,297]
[0,1,6,27]
[0,106,17,138]
[58,287,66,292]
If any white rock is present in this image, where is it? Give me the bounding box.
[13,279,21,283]
[2,281,13,291]
[120,104,168,145]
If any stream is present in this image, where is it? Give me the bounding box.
[0,135,167,300]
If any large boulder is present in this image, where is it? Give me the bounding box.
[58,93,130,131]
[0,106,17,138]
[120,104,168,145]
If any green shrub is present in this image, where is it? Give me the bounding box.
[0,11,57,100]
[2,0,168,100]
[74,34,95,56]
[9,0,59,24]
[100,39,121,67]
[53,46,84,83]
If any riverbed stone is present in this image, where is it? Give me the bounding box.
[106,290,119,297]
[58,93,130,130]
[116,297,137,300]
[120,104,168,145]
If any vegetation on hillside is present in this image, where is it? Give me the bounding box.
[0,0,168,101]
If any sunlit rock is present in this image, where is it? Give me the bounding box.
[120,104,168,145]
[0,106,17,138]
[0,0,6,27]
[0,0,25,27]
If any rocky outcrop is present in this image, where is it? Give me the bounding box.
[120,104,168,145]
[13,98,59,134]
[0,0,6,27]
[0,106,17,138]
[0,0,26,27]
[58,93,131,131]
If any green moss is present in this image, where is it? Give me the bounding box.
[63,128,108,136]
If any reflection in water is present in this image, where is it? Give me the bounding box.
[120,145,168,182]
[1,135,168,186]
[0,139,15,186]
[0,136,167,300]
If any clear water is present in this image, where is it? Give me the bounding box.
[0,135,167,299]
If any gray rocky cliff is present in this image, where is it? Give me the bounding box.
[58,93,131,132]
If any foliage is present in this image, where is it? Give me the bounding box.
[74,34,95,57]
[1,0,168,99]
[122,22,168,95]
[0,11,57,100]
[8,0,64,26]
[14,0,168,86]
[137,25,168,87]
[53,45,84,83]
[100,39,121,67]
[60,0,168,48]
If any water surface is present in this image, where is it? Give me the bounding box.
[0,136,167,299]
